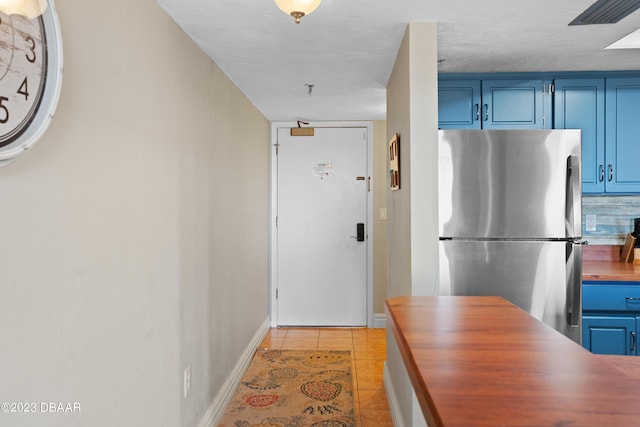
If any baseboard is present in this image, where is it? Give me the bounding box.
[384,361,407,427]
[373,313,387,329]
[197,317,270,427]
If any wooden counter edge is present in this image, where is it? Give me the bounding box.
[385,296,444,427]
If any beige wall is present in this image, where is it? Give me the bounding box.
[0,1,269,426]
[386,27,413,300]
[385,22,439,427]
[373,120,388,314]
[386,24,439,300]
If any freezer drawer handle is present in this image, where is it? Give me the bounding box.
[567,241,582,328]
[631,331,636,353]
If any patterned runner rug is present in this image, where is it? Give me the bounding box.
[219,349,356,427]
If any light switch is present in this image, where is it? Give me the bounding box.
[379,208,387,221]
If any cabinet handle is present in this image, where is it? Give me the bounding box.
[599,165,605,182]
[608,164,613,182]
[625,297,640,302]
[631,331,637,353]
[475,104,480,121]
[484,104,489,121]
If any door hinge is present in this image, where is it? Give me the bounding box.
[275,216,278,227]
[276,288,278,299]
[274,144,279,155]
[367,176,371,192]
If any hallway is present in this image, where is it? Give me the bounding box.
[259,327,393,427]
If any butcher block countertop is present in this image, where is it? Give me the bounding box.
[583,244,640,281]
[386,296,640,427]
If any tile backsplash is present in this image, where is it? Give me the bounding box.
[583,195,640,245]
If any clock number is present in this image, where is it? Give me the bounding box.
[25,36,36,63]
[17,77,29,101]
[0,96,8,124]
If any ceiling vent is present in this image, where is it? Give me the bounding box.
[569,0,640,25]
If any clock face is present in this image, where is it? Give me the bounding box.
[0,12,47,147]
[0,2,62,164]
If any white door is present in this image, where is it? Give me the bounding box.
[276,127,368,326]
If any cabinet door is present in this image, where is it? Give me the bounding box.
[605,78,640,193]
[582,315,637,355]
[481,80,545,129]
[554,79,605,194]
[438,80,481,129]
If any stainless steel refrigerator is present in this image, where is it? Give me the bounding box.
[438,129,583,343]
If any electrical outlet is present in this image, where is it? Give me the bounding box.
[586,214,597,232]
[184,366,191,398]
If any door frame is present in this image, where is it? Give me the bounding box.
[270,121,374,327]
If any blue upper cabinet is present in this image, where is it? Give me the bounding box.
[439,72,640,194]
[438,78,549,129]
[605,78,640,193]
[438,80,481,129]
[481,80,547,129]
[553,79,605,194]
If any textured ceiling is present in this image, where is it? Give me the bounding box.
[155,0,640,121]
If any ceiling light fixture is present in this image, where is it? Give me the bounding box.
[274,0,322,24]
[606,27,640,48]
[0,0,47,18]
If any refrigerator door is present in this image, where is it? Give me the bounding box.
[438,240,582,343]
[439,129,582,239]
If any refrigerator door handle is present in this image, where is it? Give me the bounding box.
[565,155,581,239]
[567,242,582,328]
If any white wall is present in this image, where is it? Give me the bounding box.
[385,22,439,427]
[0,1,269,426]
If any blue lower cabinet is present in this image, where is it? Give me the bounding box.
[583,281,640,355]
[582,315,637,355]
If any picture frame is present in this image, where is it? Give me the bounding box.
[389,133,400,191]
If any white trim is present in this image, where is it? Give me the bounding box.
[373,313,387,329]
[197,318,270,427]
[269,121,374,328]
[384,361,407,427]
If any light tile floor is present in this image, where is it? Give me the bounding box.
[259,327,393,427]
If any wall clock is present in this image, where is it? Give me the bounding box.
[0,0,63,166]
